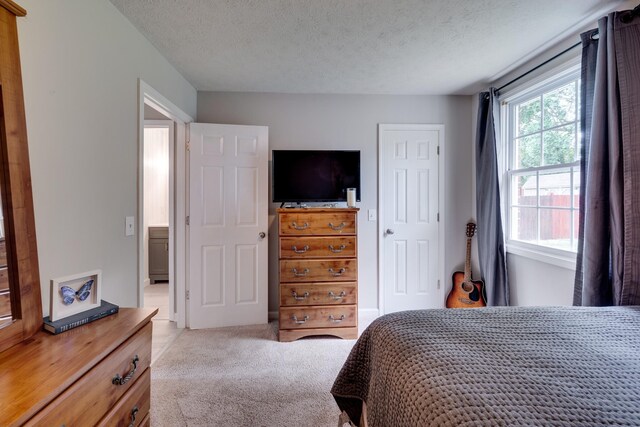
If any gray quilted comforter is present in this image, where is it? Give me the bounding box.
[331,306,640,426]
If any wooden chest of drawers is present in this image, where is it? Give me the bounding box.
[0,308,156,427]
[278,208,358,342]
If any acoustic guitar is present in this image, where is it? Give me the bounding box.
[446,222,486,308]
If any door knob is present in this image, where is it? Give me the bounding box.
[386,229,395,235]
[259,232,266,239]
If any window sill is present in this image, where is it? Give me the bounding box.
[506,243,577,270]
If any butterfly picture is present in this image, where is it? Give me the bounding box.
[60,279,94,305]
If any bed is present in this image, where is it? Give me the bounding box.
[331,306,640,427]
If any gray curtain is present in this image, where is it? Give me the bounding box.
[574,11,640,306]
[475,88,509,306]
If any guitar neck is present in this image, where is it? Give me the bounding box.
[464,237,472,282]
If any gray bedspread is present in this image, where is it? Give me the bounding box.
[331,306,640,426]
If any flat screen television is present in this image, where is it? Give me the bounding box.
[272,150,361,203]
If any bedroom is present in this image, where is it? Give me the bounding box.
[0,0,638,426]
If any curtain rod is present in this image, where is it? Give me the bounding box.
[496,41,582,93]
[497,3,640,93]
[496,3,639,93]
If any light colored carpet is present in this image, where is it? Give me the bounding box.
[151,322,356,426]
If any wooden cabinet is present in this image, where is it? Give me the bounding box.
[278,208,358,342]
[0,308,157,427]
[148,226,168,283]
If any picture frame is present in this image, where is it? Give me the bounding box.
[49,269,102,322]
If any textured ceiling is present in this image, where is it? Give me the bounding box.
[109,0,624,95]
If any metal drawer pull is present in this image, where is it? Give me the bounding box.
[128,406,139,427]
[328,268,346,276]
[291,222,309,230]
[329,314,345,323]
[292,245,310,253]
[328,222,346,230]
[112,355,139,386]
[328,244,346,253]
[329,291,347,300]
[292,291,309,301]
[292,315,309,324]
[292,268,310,277]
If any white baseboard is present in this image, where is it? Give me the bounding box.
[143,278,151,288]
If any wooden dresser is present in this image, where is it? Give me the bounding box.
[278,208,359,341]
[0,308,157,427]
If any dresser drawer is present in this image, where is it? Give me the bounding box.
[280,282,357,306]
[26,322,152,426]
[279,236,356,258]
[97,368,150,427]
[279,211,356,235]
[280,259,357,282]
[0,266,8,292]
[280,305,357,329]
[0,290,10,317]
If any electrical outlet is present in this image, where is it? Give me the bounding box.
[368,209,377,221]
[125,216,135,236]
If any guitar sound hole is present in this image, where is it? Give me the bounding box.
[468,286,480,302]
[461,282,474,293]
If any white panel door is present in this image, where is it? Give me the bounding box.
[380,124,443,313]
[188,123,268,328]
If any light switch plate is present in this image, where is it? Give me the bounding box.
[125,216,135,236]
[368,209,377,221]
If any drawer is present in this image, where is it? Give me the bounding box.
[280,305,357,329]
[280,259,357,282]
[280,282,357,306]
[0,290,10,317]
[279,211,356,235]
[280,236,356,259]
[26,322,152,426]
[148,226,169,239]
[97,368,150,427]
[0,266,9,292]
[0,238,6,267]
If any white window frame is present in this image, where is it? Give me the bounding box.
[499,59,581,269]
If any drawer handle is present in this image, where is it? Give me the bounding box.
[292,245,310,254]
[328,222,346,230]
[112,355,139,386]
[328,267,346,277]
[329,291,347,300]
[292,291,309,301]
[128,406,139,427]
[328,244,346,253]
[329,314,345,323]
[292,315,309,324]
[292,268,310,277]
[291,222,309,230]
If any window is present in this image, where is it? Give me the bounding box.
[503,67,580,263]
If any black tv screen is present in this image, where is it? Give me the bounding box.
[272,150,361,203]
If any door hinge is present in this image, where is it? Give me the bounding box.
[186,216,190,226]
[186,290,190,300]
[437,280,441,290]
[186,141,191,151]
[437,212,440,222]
[437,146,440,155]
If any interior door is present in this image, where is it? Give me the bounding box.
[379,124,443,313]
[188,123,268,328]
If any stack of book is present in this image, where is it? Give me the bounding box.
[43,300,119,334]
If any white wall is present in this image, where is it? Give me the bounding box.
[197,92,473,314]
[17,0,197,314]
